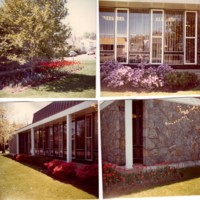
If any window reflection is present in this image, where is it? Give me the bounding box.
[100,8,115,63]
[129,10,150,63]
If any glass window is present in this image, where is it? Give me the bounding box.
[151,10,164,64]
[164,11,184,65]
[85,115,93,160]
[63,122,67,157]
[58,124,63,157]
[72,121,75,158]
[76,118,85,160]
[53,125,59,156]
[185,11,197,64]
[116,9,128,63]
[129,10,150,63]
[100,8,115,63]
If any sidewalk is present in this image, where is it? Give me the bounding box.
[0,155,96,200]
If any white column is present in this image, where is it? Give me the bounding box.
[31,128,35,156]
[16,133,19,154]
[67,114,72,162]
[125,100,133,169]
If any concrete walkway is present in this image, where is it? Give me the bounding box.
[0,155,97,200]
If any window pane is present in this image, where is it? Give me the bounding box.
[152,38,162,63]
[63,123,66,157]
[53,125,59,156]
[100,8,115,63]
[129,10,150,63]
[117,10,128,63]
[186,12,196,37]
[186,39,195,63]
[86,116,92,137]
[152,11,163,36]
[76,118,85,159]
[86,139,92,160]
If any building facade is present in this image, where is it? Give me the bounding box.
[99,0,200,68]
[101,98,200,169]
[9,101,98,163]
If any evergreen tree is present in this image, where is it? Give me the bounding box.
[0,0,71,68]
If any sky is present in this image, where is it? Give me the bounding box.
[1,102,51,125]
[64,0,97,37]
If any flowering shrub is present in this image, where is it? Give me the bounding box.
[76,164,98,185]
[52,162,77,180]
[44,159,65,173]
[102,162,124,188]
[101,61,174,90]
[14,154,30,162]
[39,60,80,69]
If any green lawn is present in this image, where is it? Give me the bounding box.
[120,177,200,198]
[0,155,97,200]
[0,61,96,98]
[101,85,200,97]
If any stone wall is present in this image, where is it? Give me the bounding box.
[101,101,125,165]
[143,99,200,166]
[9,134,17,154]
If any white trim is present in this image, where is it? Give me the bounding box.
[115,8,129,64]
[125,100,133,169]
[67,114,72,162]
[184,11,198,65]
[100,100,114,110]
[150,9,164,64]
[31,128,35,156]
[14,101,96,134]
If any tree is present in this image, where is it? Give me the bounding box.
[0,106,14,153]
[83,32,96,40]
[0,0,71,69]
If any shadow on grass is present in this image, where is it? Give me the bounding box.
[37,73,95,93]
[103,166,200,198]
[3,154,98,198]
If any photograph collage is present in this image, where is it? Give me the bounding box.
[1,0,200,199]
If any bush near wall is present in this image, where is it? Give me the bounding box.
[100,60,199,91]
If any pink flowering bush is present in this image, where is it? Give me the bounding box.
[14,154,30,162]
[76,164,98,185]
[101,61,174,90]
[52,162,77,180]
[44,159,65,173]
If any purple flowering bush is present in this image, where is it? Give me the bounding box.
[101,61,174,90]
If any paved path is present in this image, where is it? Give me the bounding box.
[0,155,97,200]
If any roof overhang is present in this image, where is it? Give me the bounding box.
[161,97,200,106]
[99,0,200,10]
[14,101,97,134]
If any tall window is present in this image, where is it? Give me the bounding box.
[116,9,128,63]
[53,125,59,156]
[63,122,67,157]
[164,11,184,65]
[129,10,150,63]
[72,121,76,159]
[151,10,164,64]
[85,115,93,160]
[185,11,197,64]
[76,118,85,160]
[100,8,115,63]
[58,124,63,157]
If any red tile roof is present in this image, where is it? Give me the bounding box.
[32,101,83,123]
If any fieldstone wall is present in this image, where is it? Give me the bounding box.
[9,134,17,154]
[143,99,200,166]
[101,101,125,165]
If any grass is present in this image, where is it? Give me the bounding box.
[104,166,200,198]
[0,61,96,98]
[101,85,200,97]
[0,154,97,200]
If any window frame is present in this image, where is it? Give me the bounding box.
[184,10,198,65]
[115,8,129,64]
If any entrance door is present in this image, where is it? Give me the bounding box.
[132,100,143,164]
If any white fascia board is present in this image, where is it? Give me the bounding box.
[100,100,114,110]
[14,101,97,134]
[161,98,200,106]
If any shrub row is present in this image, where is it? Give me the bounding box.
[100,60,199,91]
[13,154,98,184]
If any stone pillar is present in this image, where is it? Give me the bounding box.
[16,133,19,154]
[31,128,35,156]
[125,100,133,169]
[67,114,72,162]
